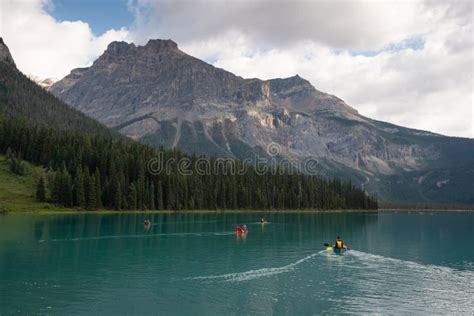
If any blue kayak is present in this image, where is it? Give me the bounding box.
[333,247,347,254]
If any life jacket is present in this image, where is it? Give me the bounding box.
[336,240,343,249]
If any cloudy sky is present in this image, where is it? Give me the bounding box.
[1,0,472,137]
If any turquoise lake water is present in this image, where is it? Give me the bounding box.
[1,211,473,315]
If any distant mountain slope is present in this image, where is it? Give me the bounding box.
[28,75,58,89]
[0,38,111,136]
[50,39,474,205]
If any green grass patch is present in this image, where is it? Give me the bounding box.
[0,155,69,212]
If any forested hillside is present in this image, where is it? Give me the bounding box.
[0,61,112,136]
[0,116,377,210]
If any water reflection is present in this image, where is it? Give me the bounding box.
[0,211,381,246]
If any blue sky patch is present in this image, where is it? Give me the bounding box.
[349,37,425,57]
[48,0,133,35]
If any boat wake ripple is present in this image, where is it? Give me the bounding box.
[186,251,325,282]
[38,231,235,242]
[341,250,474,313]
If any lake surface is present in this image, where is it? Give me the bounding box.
[1,211,473,315]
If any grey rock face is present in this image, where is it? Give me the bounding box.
[51,39,474,204]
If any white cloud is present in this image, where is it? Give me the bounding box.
[0,0,130,79]
[1,0,472,137]
[128,0,435,50]
[136,0,471,138]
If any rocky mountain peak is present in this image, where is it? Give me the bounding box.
[144,39,178,51]
[288,74,307,83]
[51,37,359,124]
[105,41,135,56]
[269,74,313,92]
[0,38,16,66]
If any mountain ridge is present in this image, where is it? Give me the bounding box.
[50,39,474,204]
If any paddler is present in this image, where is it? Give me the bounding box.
[335,236,346,250]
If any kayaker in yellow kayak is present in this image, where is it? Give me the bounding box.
[324,237,350,252]
[335,236,344,250]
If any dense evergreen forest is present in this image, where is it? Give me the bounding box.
[0,116,378,210]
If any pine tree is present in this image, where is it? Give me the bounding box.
[156,181,164,210]
[73,166,85,207]
[149,181,156,210]
[85,172,97,210]
[95,169,102,208]
[62,169,73,207]
[36,176,46,202]
[114,182,122,210]
[51,170,63,205]
[128,182,137,210]
[137,164,146,210]
[166,177,175,210]
[9,155,28,175]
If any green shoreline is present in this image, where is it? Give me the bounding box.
[3,208,473,216]
[1,208,379,215]
[2,156,471,215]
